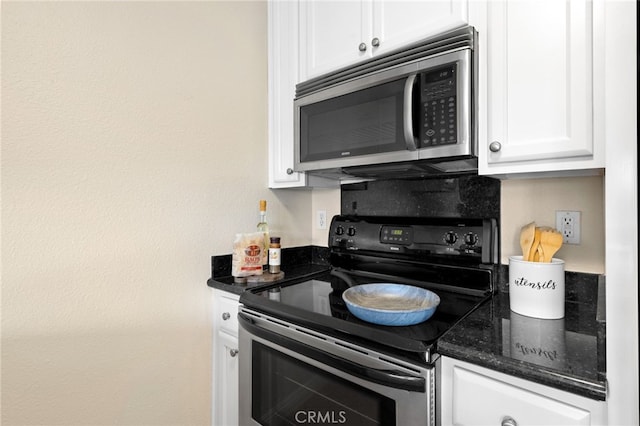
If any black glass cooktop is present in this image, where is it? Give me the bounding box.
[240,269,491,361]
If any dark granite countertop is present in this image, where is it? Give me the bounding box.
[207,262,330,296]
[207,245,331,296]
[438,280,607,401]
[207,246,607,401]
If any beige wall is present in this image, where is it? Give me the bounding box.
[1,2,311,425]
[501,176,605,273]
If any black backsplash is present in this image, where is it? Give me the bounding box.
[340,175,500,219]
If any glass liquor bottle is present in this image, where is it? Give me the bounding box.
[257,200,269,266]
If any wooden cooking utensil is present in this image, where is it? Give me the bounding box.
[535,227,553,262]
[520,222,536,260]
[533,243,542,262]
[540,230,563,262]
[528,228,542,262]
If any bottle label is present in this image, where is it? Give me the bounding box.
[268,248,281,266]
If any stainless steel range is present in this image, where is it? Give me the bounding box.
[238,215,499,426]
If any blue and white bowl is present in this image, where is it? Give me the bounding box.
[342,283,440,326]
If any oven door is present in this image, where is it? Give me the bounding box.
[238,308,434,426]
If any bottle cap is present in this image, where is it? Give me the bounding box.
[259,200,267,211]
[270,237,280,243]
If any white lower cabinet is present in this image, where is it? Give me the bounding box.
[439,357,607,426]
[211,289,240,426]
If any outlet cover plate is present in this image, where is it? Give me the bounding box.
[317,210,327,230]
[556,210,581,244]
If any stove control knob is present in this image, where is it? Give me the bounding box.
[444,231,458,245]
[464,232,478,246]
[335,225,345,235]
[347,227,356,236]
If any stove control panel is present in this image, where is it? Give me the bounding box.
[329,215,498,264]
[380,226,413,245]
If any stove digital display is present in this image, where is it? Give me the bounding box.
[380,226,413,244]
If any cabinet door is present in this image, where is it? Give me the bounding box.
[300,0,469,80]
[217,294,239,335]
[440,357,607,426]
[268,0,341,189]
[268,0,307,188]
[213,330,239,426]
[480,0,602,176]
[372,0,468,57]
[452,365,590,425]
[299,0,371,80]
[211,290,240,426]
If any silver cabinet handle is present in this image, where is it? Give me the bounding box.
[489,141,502,152]
[286,168,294,175]
[222,312,230,320]
[358,42,367,52]
[371,37,380,47]
[501,416,517,426]
[229,349,239,357]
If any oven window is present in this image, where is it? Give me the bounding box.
[252,342,396,425]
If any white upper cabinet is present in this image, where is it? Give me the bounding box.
[270,0,606,186]
[477,0,604,176]
[268,0,306,188]
[372,0,468,58]
[299,0,470,81]
[268,1,338,188]
[299,1,368,80]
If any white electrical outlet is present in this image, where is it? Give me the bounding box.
[556,210,581,244]
[317,210,327,230]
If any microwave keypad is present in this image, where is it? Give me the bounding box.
[420,65,457,147]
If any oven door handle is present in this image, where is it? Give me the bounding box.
[239,313,426,393]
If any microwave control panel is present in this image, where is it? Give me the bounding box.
[419,63,458,147]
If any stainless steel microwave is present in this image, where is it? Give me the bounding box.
[294,26,477,179]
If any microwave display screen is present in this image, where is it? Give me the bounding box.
[423,66,454,83]
[419,64,458,148]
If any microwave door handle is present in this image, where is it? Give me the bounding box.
[403,74,418,151]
